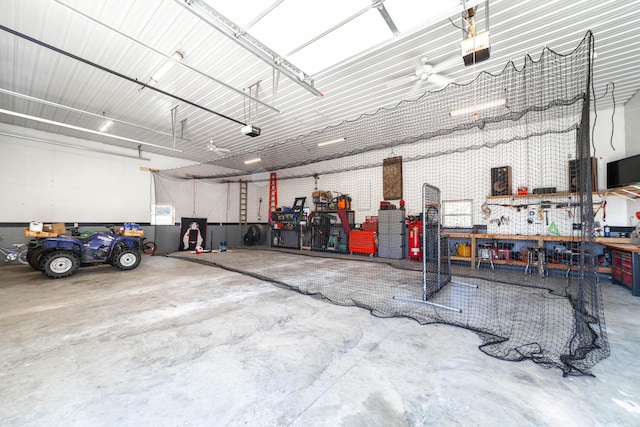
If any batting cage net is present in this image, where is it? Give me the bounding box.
[153,31,608,376]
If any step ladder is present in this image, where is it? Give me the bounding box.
[268,173,278,224]
[239,180,248,241]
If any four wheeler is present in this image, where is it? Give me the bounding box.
[29,225,143,279]
[26,224,98,270]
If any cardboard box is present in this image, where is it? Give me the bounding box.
[52,223,67,235]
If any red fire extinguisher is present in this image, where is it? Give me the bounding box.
[407,217,422,261]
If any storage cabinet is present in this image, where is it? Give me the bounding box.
[378,209,406,259]
[611,248,640,295]
[349,230,376,256]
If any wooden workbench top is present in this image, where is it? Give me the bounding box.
[599,242,640,252]
[443,232,631,245]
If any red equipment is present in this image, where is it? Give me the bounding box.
[407,217,422,261]
[349,230,377,256]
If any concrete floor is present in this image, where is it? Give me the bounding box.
[1,252,639,426]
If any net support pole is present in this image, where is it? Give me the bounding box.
[393,296,462,313]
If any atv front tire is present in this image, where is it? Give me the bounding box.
[42,251,80,279]
[113,250,141,270]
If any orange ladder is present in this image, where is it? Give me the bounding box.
[268,173,278,224]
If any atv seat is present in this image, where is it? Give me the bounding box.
[76,236,96,244]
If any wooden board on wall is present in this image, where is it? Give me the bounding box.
[383,156,403,200]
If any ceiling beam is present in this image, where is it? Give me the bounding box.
[176,0,323,97]
[374,1,399,36]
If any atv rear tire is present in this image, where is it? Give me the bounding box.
[27,246,47,270]
[113,250,141,270]
[42,251,80,279]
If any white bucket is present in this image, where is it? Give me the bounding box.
[29,221,43,232]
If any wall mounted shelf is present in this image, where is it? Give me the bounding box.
[486,184,640,200]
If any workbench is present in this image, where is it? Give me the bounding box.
[445,232,630,275]
[602,242,640,296]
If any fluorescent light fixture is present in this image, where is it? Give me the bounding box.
[151,51,184,82]
[244,158,261,164]
[317,137,345,147]
[0,108,182,153]
[99,119,113,132]
[449,98,507,117]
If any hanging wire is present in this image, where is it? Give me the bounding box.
[192,178,197,217]
[589,38,599,155]
[594,82,616,152]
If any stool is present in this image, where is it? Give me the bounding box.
[566,251,599,282]
[524,246,547,276]
[477,243,495,270]
[566,252,580,279]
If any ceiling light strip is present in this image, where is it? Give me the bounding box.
[99,119,114,132]
[317,137,345,147]
[52,0,281,114]
[0,132,150,161]
[0,109,183,153]
[177,0,322,97]
[0,87,191,141]
[150,51,184,82]
[244,158,262,164]
[449,98,506,116]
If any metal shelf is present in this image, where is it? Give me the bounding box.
[486,184,640,200]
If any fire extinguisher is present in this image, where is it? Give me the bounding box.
[407,217,422,261]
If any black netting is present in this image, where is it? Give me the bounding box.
[155,31,609,376]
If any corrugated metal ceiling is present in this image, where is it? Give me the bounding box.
[1,0,638,176]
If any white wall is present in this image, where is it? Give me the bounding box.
[0,123,196,223]
[625,89,640,157]
[624,89,640,225]
[591,105,636,228]
[2,104,636,230]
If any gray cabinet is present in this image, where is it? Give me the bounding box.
[378,209,406,259]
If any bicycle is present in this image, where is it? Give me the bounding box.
[0,237,29,265]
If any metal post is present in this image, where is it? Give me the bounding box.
[394,183,474,312]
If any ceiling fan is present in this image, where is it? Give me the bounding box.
[386,56,457,92]
[206,140,231,155]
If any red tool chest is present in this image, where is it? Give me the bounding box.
[349,230,377,255]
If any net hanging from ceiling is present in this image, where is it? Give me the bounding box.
[157,31,608,376]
